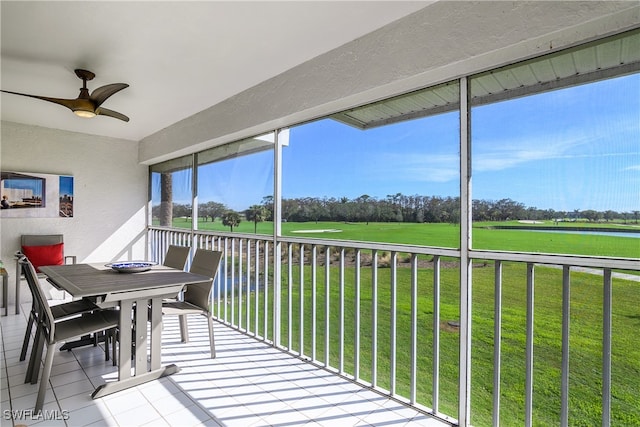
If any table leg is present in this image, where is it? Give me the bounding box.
[15,262,21,315]
[150,296,162,370]
[134,297,148,376]
[119,300,133,380]
[91,297,179,399]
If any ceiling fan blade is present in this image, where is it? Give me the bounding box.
[90,83,129,107]
[96,107,129,122]
[1,89,81,111]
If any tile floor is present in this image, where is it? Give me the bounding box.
[1,296,449,427]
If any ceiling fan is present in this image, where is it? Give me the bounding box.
[1,69,129,122]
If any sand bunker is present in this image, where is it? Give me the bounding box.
[291,229,342,233]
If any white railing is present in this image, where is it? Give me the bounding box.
[148,226,639,427]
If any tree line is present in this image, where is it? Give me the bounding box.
[153,193,640,228]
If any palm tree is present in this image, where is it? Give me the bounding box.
[246,205,266,233]
[159,172,172,227]
[221,211,241,232]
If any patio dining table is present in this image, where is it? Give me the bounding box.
[39,262,211,399]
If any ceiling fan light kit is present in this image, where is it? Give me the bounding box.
[74,110,97,118]
[1,69,130,122]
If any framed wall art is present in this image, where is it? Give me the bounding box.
[0,171,74,218]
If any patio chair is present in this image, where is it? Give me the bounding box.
[128,245,192,360]
[15,234,76,305]
[19,268,100,362]
[162,245,191,270]
[21,257,119,414]
[161,249,222,358]
[18,255,117,386]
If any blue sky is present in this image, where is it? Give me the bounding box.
[158,73,639,213]
[471,74,639,212]
[3,178,43,194]
[282,73,639,213]
[59,176,73,196]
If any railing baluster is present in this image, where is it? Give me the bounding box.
[287,242,293,350]
[433,255,441,414]
[339,247,345,374]
[324,246,331,367]
[354,248,361,381]
[311,245,317,361]
[493,260,502,427]
[264,241,269,341]
[299,244,305,355]
[525,263,535,427]
[561,265,570,427]
[371,249,378,388]
[603,268,612,427]
[390,251,397,395]
[223,237,229,323]
[231,238,236,326]
[410,253,418,404]
[274,238,282,347]
[246,239,251,333]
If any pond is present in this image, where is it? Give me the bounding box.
[524,229,640,238]
[212,275,260,297]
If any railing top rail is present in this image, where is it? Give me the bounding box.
[193,229,274,242]
[279,235,461,256]
[471,249,639,271]
[150,226,460,256]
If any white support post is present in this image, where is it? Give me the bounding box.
[191,153,198,236]
[273,129,285,348]
[458,76,473,427]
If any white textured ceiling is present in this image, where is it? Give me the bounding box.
[0,1,430,141]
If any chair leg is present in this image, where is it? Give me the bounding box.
[34,343,55,414]
[26,324,45,384]
[206,315,216,359]
[179,315,189,343]
[103,331,110,362]
[20,313,35,361]
[111,328,117,367]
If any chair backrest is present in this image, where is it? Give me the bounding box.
[20,234,65,273]
[185,249,222,311]
[21,234,64,247]
[18,255,44,317]
[19,256,56,344]
[163,245,191,270]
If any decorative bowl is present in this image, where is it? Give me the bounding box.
[105,261,157,273]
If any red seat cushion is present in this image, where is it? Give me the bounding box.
[21,243,64,273]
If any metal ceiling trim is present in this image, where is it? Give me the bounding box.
[331,28,640,130]
[470,61,640,108]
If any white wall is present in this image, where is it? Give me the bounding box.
[0,121,148,282]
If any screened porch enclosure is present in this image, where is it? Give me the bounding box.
[148,29,640,427]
